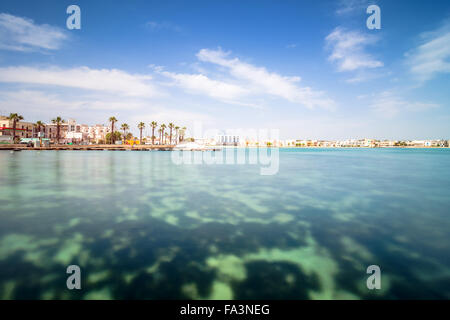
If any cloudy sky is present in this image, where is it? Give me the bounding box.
[0,0,449,139]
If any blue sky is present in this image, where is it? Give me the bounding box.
[0,0,449,139]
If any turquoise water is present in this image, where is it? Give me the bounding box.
[0,148,449,299]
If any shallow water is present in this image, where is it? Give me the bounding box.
[0,148,449,299]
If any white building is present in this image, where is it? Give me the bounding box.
[216,134,240,146]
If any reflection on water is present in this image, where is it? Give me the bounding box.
[0,149,449,299]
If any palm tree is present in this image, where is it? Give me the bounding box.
[106,131,121,144]
[175,126,180,144]
[8,113,24,143]
[160,124,166,145]
[137,122,145,144]
[109,117,118,144]
[158,128,163,145]
[168,123,175,145]
[164,132,169,145]
[35,121,45,138]
[120,123,129,144]
[150,121,158,145]
[179,126,186,142]
[51,116,65,144]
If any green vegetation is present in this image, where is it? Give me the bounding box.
[51,116,65,144]
[137,122,145,144]
[150,121,158,145]
[160,124,166,144]
[109,117,118,144]
[105,131,122,144]
[120,123,129,143]
[8,113,24,143]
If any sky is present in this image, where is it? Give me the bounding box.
[0,0,449,140]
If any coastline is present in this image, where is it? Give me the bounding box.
[0,144,175,151]
[1,144,449,151]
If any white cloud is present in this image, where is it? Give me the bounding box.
[406,21,450,83]
[369,91,439,118]
[345,75,369,83]
[335,0,372,15]
[130,109,213,127]
[0,66,159,97]
[0,90,149,114]
[0,13,68,52]
[158,70,247,100]
[196,48,335,109]
[145,21,181,33]
[326,27,383,72]
[0,90,78,112]
[0,89,208,131]
[345,70,386,83]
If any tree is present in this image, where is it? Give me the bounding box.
[168,123,175,145]
[179,126,186,142]
[158,128,163,145]
[106,131,121,144]
[35,121,45,138]
[8,113,24,143]
[109,117,118,144]
[137,122,145,144]
[175,126,180,144]
[51,116,65,144]
[160,124,166,145]
[150,121,158,145]
[120,123,129,144]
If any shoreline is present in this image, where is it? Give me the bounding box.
[1,144,449,151]
[0,144,175,151]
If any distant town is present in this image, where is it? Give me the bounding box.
[0,113,449,148]
[0,114,186,147]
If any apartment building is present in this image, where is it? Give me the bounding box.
[0,116,34,142]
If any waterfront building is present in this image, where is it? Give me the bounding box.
[65,119,86,144]
[378,140,396,148]
[0,115,34,142]
[45,121,69,143]
[361,139,377,147]
[295,140,319,147]
[317,140,336,147]
[195,137,217,146]
[284,139,297,147]
[216,134,240,146]
[85,124,111,144]
[410,140,426,147]
[44,119,110,144]
[295,140,308,147]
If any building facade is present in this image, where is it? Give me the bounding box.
[0,116,34,142]
[216,134,240,146]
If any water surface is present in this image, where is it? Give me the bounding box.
[0,148,449,299]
